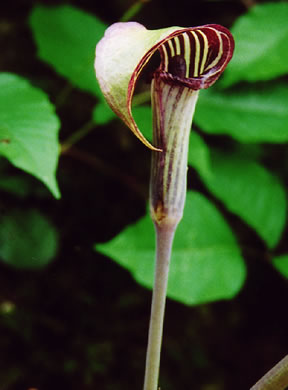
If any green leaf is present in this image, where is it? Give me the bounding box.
[132,105,153,141]
[188,132,211,179]
[0,209,58,269]
[95,191,246,305]
[201,152,286,249]
[0,174,32,198]
[195,84,288,143]
[272,254,288,279]
[222,2,288,86]
[29,4,107,97]
[92,101,116,125]
[0,73,60,198]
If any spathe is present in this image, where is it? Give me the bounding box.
[95,22,234,150]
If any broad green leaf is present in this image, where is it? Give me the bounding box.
[272,254,288,279]
[222,2,288,86]
[96,191,246,305]
[201,152,286,248]
[0,73,60,198]
[93,101,116,125]
[29,4,107,97]
[0,209,58,269]
[195,84,288,143]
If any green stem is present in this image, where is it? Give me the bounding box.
[143,222,177,390]
[61,120,94,153]
[120,0,150,22]
[60,90,150,154]
[55,82,75,108]
[62,146,147,197]
[251,355,288,390]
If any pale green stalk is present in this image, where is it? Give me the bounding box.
[143,77,199,390]
[143,223,176,390]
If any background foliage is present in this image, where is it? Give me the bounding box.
[0,0,288,389]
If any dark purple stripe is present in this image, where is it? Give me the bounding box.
[202,28,220,72]
[171,37,177,54]
[187,31,196,78]
[195,30,205,74]
[178,34,185,57]
[164,41,172,61]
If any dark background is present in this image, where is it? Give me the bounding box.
[1,0,288,389]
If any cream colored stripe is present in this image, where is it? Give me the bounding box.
[167,39,175,57]
[191,31,200,77]
[161,45,169,72]
[174,36,181,55]
[183,33,191,78]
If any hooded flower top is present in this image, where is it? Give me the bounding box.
[95,22,234,150]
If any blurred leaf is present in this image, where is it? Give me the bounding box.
[0,73,60,198]
[96,191,246,305]
[232,143,263,161]
[222,2,288,86]
[272,254,288,278]
[195,84,288,143]
[92,101,116,125]
[0,175,32,198]
[201,152,286,249]
[132,105,153,141]
[29,4,107,97]
[0,209,58,269]
[188,132,211,179]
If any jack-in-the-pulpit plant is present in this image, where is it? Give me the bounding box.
[95,22,234,390]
